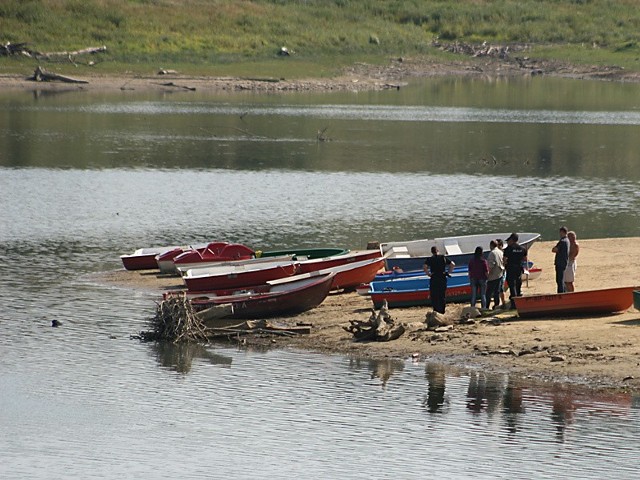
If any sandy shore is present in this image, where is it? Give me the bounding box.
[102,238,640,391]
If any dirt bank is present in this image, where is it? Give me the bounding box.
[102,238,640,391]
[3,53,640,93]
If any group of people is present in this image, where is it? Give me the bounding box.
[552,226,580,293]
[423,228,579,314]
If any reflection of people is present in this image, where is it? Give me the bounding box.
[551,387,576,443]
[552,226,570,293]
[424,246,455,314]
[486,240,504,310]
[468,246,489,309]
[424,363,447,413]
[503,233,528,308]
[502,379,525,435]
[564,231,580,292]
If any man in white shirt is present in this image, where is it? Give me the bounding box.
[485,240,504,309]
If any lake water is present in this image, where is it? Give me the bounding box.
[1,76,639,478]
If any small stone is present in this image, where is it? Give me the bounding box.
[550,355,566,362]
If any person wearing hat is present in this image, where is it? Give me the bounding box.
[503,233,528,308]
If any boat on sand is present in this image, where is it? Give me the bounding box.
[369,274,471,309]
[381,232,540,272]
[515,286,639,318]
[184,272,336,319]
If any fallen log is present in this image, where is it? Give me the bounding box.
[28,66,88,84]
[35,45,107,60]
[154,81,196,91]
[343,301,405,342]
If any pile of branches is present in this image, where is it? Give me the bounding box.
[433,40,527,59]
[140,294,210,343]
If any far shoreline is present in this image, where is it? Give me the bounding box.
[3,54,640,94]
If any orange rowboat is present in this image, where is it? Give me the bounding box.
[515,286,639,319]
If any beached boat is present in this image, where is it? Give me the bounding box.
[322,257,385,290]
[260,247,349,260]
[357,265,541,296]
[514,286,639,318]
[183,260,300,292]
[297,250,382,274]
[634,290,640,311]
[369,274,471,309]
[166,242,256,274]
[169,246,349,275]
[121,245,200,271]
[184,272,336,319]
[380,232,541,272]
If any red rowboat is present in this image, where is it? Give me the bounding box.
[184,272,336,319]
[166,242,255,274]
[298,250,381,274]
[183,261,300,292]
[322,257,385,291]
[515,286,639,318]
[121,245,186,270]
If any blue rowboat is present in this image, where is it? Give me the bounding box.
[369,273,471,309]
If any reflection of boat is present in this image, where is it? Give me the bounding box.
[187,272,335,319]
[381,232,540,272]
[634,290,640,310]
[369,274,471,309]
[515,286,639,318]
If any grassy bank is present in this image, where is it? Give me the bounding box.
[2,0,640,77]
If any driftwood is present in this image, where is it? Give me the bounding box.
[153,81,196,91]
[35,45,107,62]
[344,301,405,342]
[432,40,525,60]
[1,42,33,57]
[137,295,310,343]
[28,66,88,84]
[2,43,107,65]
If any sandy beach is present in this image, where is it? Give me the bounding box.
[102,237,640,392]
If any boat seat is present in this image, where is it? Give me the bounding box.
[443,240,462,255]
[389,246,410,258]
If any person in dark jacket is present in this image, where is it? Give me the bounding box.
[552,226,570,293]
[424,246,455,314]
[503,233,528,308]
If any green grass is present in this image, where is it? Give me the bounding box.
[2,0,640,76]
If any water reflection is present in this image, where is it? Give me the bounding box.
[502,379,525,435]
[466,371,506,416]
[149,342,232,373]
[347,357,405,389]
[423,363,449,413]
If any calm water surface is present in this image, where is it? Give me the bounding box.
[1,76,639,478]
